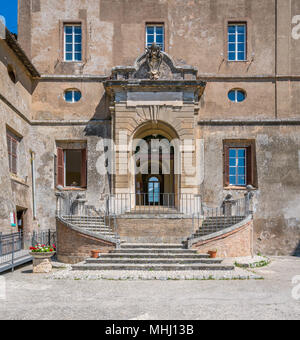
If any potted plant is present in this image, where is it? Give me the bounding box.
[29,244,56,273]
[208,249,217,258]
[91,250,100,259]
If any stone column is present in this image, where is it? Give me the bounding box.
[73,194,87,216]
[55,192,66,216]
[223,196,234,217]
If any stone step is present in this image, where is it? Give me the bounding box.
[93,253,210,259]
[72,263,235,271]
[202,220,242,225]
[121,243,183,249]
[203,218,245,222]
[83,227,113,232]
[91,230,119,238]
[62,216,105,220]
[87,233,116,237]
[85,258,222,265]
[71,224,108,228]
[65,222,106,226]
[114,249,198,254]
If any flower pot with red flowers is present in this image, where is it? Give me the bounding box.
[29,244,56,273]
[208,250,217,259]
[91,250,100,259]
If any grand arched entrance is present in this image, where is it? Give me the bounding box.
[131,121,179,213]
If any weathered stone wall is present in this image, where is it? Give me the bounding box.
[192,220,253,258]
[117,217,195,244]
[56,219,115,264]
[199,124,300,256]
[28,122,110,231]
[18,0,276,76]
[0,39,34,235]
[3,0,298,255]
[18,0,277,122]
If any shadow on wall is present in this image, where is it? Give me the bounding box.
[83,93,111,138]
[293,242,300,257]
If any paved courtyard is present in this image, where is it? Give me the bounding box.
[0,256,299,320]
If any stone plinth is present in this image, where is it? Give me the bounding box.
[30,252,55,273]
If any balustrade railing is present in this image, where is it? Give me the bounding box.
[106,193,202,216]
[189,194,254,242]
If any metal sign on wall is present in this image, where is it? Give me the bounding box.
[10,212,16,227]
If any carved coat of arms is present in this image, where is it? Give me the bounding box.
[146,43,163,80]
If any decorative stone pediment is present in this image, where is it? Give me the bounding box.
[111,43,198,81]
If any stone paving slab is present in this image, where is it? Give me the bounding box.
[49,266,262,281]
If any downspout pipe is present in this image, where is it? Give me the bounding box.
[31,151,36,220]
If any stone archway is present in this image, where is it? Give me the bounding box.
[130,120,180,202]
[104,46,206,199]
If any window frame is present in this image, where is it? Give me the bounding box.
[228,89,246,103]
[7,131,19,175]
[146,24,165,51]
[228,148,247,187]
[223,140,257,189]
[64,89,82,103]
[63,24,83,62]
[227,23,247,62]
[56,147,87,189]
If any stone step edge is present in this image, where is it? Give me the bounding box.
[72,263,235,271]
[85,259,223,264]
[95,253,210,258]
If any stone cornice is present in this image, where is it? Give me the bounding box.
[5,29,40,78]
[40,74,108,82]
[198,119,300,126]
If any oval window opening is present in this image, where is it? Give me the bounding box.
[64,90,82,103]
[228,89,246,103]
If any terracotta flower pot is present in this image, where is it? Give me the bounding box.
[208,251,217,259]
[91,250,100,259]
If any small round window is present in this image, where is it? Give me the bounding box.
[64,90,82,103]
[228,89,246,103]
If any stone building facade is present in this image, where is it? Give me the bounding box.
[0,0,300,256]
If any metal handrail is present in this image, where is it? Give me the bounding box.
[106,193,202,216]
[189,195,253,241]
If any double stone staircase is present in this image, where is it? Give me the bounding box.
[72,244,235,271]
[60,214,246,272]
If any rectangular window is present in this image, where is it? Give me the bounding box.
[228,23,246,61]
[64,24,82,62]
[224,141,257,188]
[7,131,19,175]
[146,24,164,51]
[229,148,246,186]
[57,148,87,188]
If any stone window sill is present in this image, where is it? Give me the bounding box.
[224,186,247,191]
[60,187,86,191]
[10,174,29,187]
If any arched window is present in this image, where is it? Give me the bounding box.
[148,177,160,204]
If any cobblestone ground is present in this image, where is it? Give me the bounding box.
[0,256,299,320]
